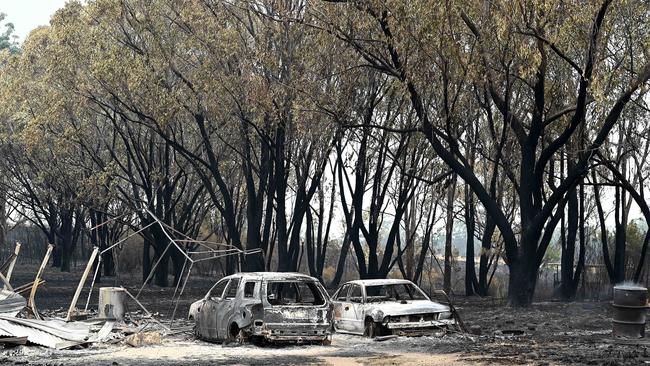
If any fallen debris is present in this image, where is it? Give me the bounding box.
[0,336,27,346]
[0,315,90,349]
[0,290,26,317]
[501,329,525,335]
[374,335,399,342]
[28,245,53,320]
[85,321,115,344]
[12,280,45,296]
[125,331,162,347]
[2,243,20,291]
[434,290,468,333]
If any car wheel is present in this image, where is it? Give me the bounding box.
[227,323,239,341]
[364,319,381,338]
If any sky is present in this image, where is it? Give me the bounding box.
[2,0,69,44]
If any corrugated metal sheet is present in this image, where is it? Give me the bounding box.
[0,319,70,348]
[0,316,90,341]
[0,290,26,316]
[88,320,115,343]
[0,316,91,349]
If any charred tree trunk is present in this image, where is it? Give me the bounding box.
[559,184,579,300]
[593,171,615,282]
[477,219,496,296]
[58,205,75,273]
[170,247,186,287]
[305,208,317,279]
[405,201,416,280]
[507,253,540,306]
[614,185,627,283]
[142,239,151,284]
[330,233,351,288]
[0,186,6,249]
[414,198,438,286]
[464,184,478,295]
[443,175,457,294]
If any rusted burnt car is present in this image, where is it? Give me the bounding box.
[189,272,333,344]
[332,279,455,337]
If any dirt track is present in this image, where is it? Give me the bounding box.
[1,265,649,365]
[2,334,468,365]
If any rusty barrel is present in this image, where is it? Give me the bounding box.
[612,285,648,338]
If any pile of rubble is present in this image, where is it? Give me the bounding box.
[0,243,171,350]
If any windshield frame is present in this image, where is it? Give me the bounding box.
[264,279,328,306]
[363,282,430,303]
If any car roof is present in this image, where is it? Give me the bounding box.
[344,279,415,286]
[220,272,318,281]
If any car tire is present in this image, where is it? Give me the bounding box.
[364,319,381,338]
[227,323,240,343]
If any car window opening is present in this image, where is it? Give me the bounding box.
[365,284,427,302]
[224,278,240,299]
[335,285,349,301]
[244,281,256,298]
[210,279,229,300]
[267,281,325,306]
[349,285,363,303]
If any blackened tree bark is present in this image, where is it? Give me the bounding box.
[464,182,478,296]
[413,196,438,286]
[443,175,457,294]
[330,233,351,288]
[592,170,615,282]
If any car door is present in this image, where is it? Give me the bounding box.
[336,284,362,333]
[347,284,366,334]
[215,277,241,339]
[196,278,229,340]
[332,284,350,331]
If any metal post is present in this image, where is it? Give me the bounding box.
[4,242,21,289]
[29,244,53,320]
[66,247,99,321]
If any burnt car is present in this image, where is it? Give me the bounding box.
[189,272,333,344]
[332,279,455,337]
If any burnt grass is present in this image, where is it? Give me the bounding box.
[449,298,647,365]
[3,264,650,365]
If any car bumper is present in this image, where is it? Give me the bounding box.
[255,322,332,342]
[385,319,456,330]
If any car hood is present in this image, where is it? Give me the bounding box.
[365,300,450,316]
[188,299,204,319]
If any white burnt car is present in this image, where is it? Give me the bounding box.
[332,279,455,337]
[189,272,333,344]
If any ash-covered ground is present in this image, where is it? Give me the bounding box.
[1,264,648,365]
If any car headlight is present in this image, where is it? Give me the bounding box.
[438,311,452,320]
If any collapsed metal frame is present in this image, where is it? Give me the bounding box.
[66,208,261,328]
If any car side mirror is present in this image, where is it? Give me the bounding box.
[268,294,277,301]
